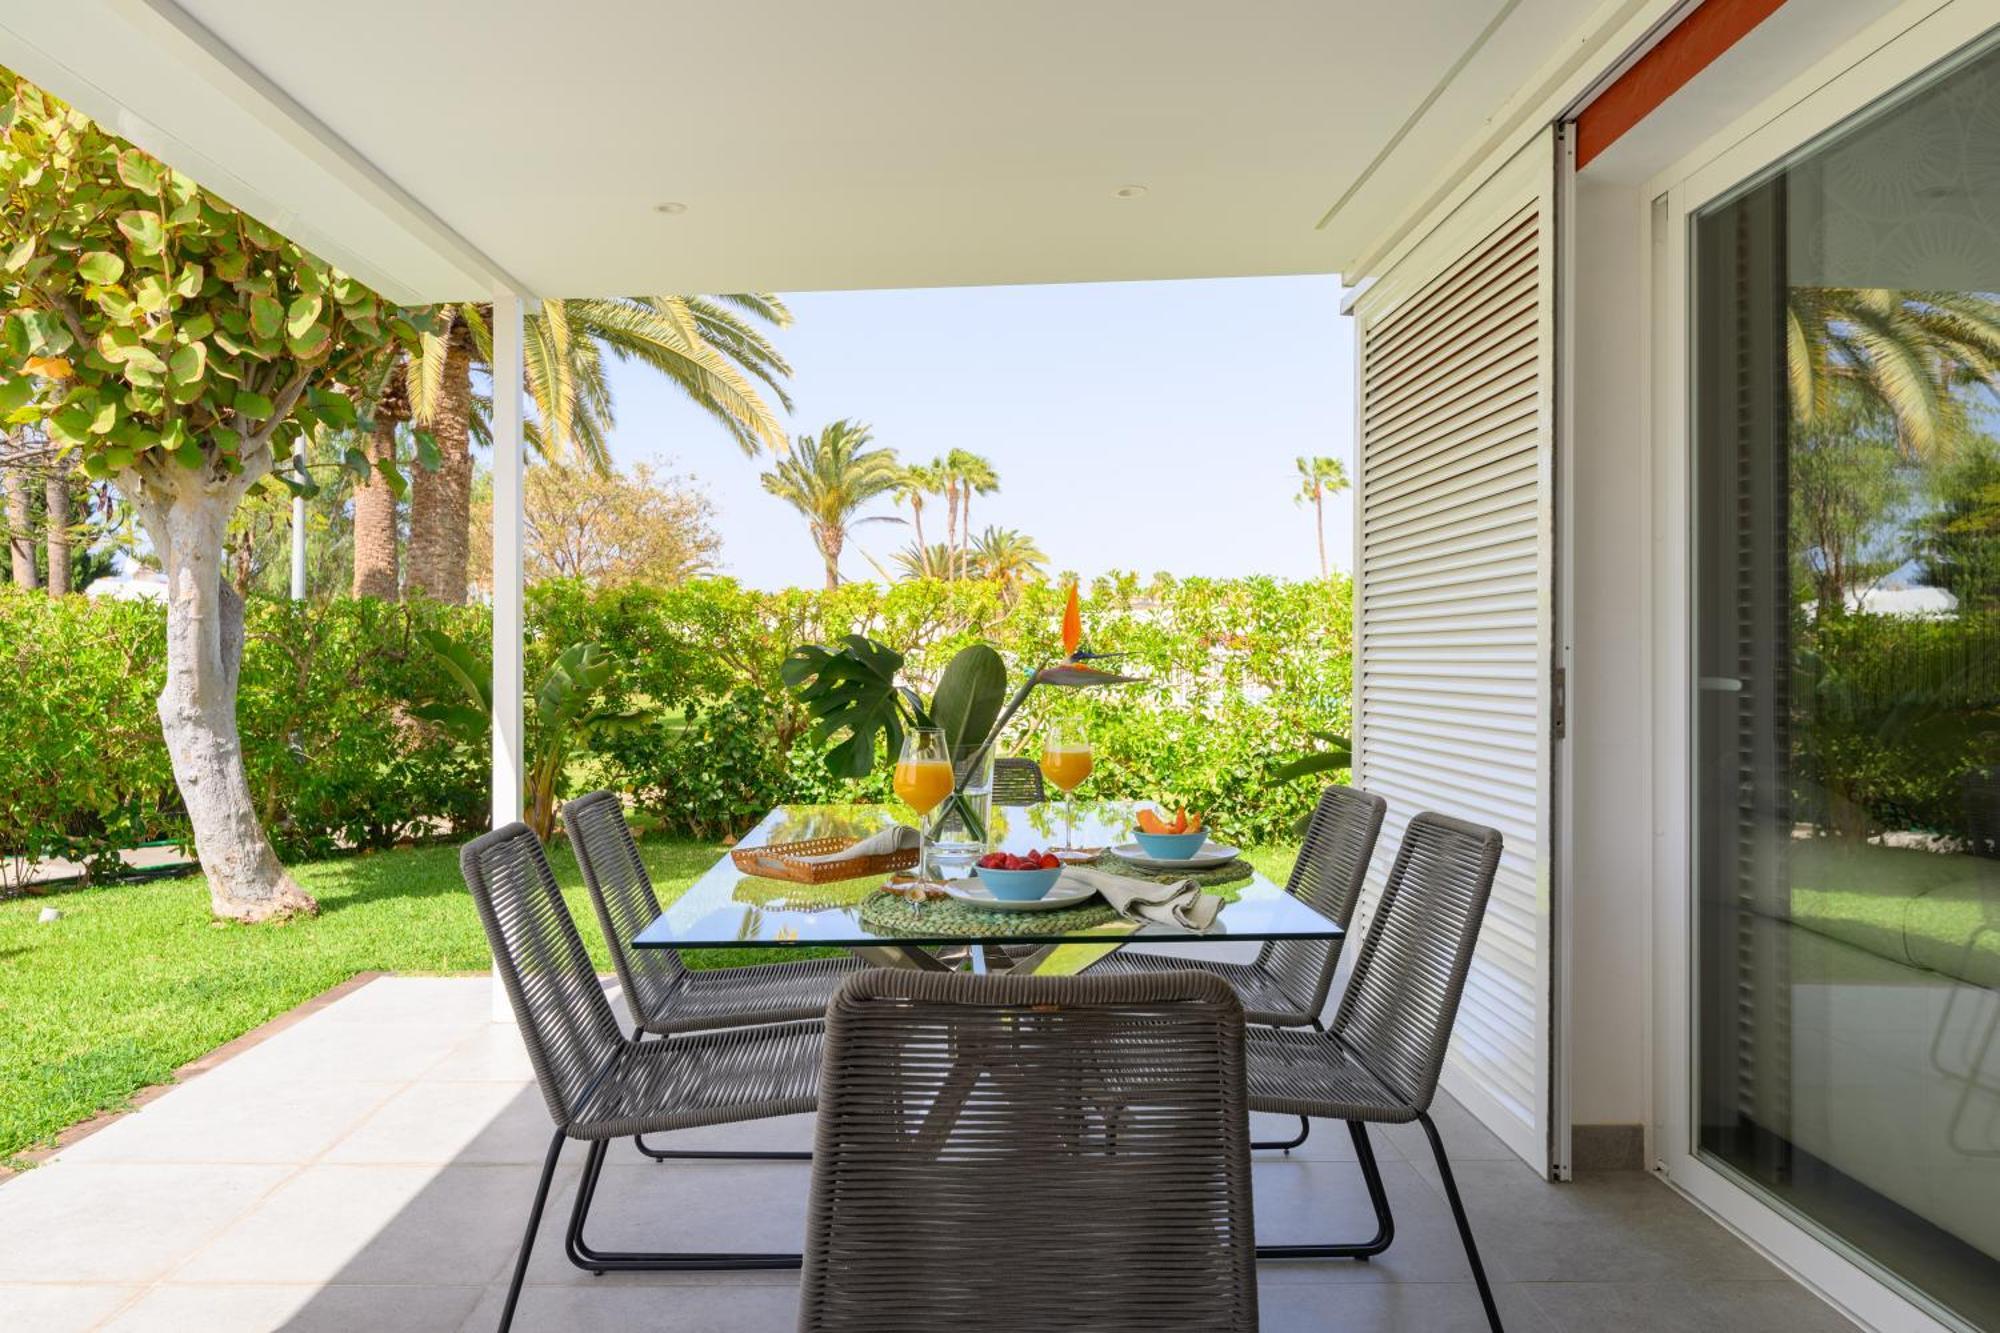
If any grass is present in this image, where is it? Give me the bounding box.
[0,837,1301,1166]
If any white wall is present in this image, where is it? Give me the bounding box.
[1565,175,1652,1132]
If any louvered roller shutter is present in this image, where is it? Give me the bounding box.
[1350,138,1558,1177]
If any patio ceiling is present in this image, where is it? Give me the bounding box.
[0,0,1637,304]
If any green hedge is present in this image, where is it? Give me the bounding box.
[1,574,1354,872]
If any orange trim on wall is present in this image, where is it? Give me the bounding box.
[1575,0,1788,168]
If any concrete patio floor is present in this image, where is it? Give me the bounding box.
[0,976,1857,1332]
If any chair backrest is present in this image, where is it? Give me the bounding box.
[991,756,1046,807]
[563,789,687,1026]
[1965,766,2000,861]
[799,969,1257,1332]
[1258,784,1387,1014]
[1329,811,1502,1115]
[460,822,626,1131]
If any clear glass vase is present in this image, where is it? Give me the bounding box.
[926,747,993,870]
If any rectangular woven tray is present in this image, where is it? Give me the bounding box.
[730,836,919,884]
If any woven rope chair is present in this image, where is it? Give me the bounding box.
[990,756,1046,806]
[461,823,823,1333]
[1249,811,1505,1331]
[799,969,1258,1332]
[1089,784,1385,1025]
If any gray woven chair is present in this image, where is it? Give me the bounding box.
[1249,811,1504,1331]
[799,969,1258,1332]
[461,823,823,1333]
[1089,783,1385,1024]
[991,755,1046,806]
[564,790,860,1162]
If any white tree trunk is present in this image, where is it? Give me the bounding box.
[44,470,70,596]
[138,470,316,921]
[4,464,36,588]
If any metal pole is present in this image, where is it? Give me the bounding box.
[289,435,308,600]
[490,288,526,1023]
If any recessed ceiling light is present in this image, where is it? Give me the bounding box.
[653,202,688,215]
[1113,185,1148,199]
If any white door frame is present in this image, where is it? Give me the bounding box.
[1644,3,1997,1329]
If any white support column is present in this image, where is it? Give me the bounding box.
[288,435,307,600]
[490,288,526,1022]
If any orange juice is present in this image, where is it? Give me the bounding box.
[1040,745,1094,793]
[893,758,955,814]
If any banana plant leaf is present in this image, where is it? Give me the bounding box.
[930,643,1007,759]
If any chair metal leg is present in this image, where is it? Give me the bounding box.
[1254,1120,1395,1260]
[499,1130,566,1333]
[563,1137,803,1273]
[1419,1110,1503,1332]
[630,1132,810,1162]
[1253,1114,1312,1152]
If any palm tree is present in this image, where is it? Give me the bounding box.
[892,541,957,581]
[1788,287,2000,459]
[761,420,903,589]
[969,526,1047,584]
[945,448,999,577]
[398,295,793,602]
[892,463,940,553]
[350,366,405,599]
[1294,456,1348,578]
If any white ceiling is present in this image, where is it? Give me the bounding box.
[0,0,1622,302]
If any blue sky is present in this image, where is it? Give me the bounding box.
[599,276,1353,591]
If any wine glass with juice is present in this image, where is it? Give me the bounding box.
[894,727,954,881]
[1039,723,1093,853]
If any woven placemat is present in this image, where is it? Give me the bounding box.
[1087,853,1256,891]
[858,889,1120,938]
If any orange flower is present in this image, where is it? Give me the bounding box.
[1061,582,1082,656]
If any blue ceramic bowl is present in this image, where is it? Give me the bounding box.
[973,865,1063,901]
[1133,828,1211,861]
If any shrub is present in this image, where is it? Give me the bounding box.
[2,573,1355,873]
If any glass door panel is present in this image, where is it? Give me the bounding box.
[1692,37,2000,1327]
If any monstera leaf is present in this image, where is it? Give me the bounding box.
[781,635,921,778]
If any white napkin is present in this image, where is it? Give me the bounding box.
[1058,865,1223,932]
[794,824,921,864]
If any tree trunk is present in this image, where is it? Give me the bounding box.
[5,464,37,588]
[911,499,926,553]
[44,470,69,595]
[351,382,405,600]
[139,472,317,921]
[407,323,474,604]
[1314,492,1327,579]
[822,527,842,590]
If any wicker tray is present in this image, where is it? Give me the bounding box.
[731,836,919,884]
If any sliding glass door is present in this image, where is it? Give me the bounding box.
[1691,36,2000,1326]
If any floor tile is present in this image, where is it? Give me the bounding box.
[100,1281,486,1333]
[1258,1279,1551,1331]
[0,1283,141,1331]
[171,1163,567,1288]
[0,1163,290,1284]
[464,1278,804,1332]
[316,976,497,1026]
[1521,1278,1860,1332]
[324,1081,552,1165]
[209,1019,466,1086]
[1253,1158,1488,1286]
[53,1074,400,1166]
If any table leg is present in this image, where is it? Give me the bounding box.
[844,945,955,971]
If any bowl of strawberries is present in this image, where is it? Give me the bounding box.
[973,849,1064,901]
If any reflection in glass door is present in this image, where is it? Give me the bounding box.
[1692,37,2000,1327]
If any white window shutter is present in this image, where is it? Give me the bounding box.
[1350,137,1559,1177]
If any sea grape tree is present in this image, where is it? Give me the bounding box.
[0,72,422,919]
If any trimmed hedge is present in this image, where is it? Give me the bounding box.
[1,574,1354,872]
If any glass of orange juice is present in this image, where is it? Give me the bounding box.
[1039,722,1093,851]
[894,727,953,881]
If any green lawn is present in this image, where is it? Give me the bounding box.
[1,839,1301,1165]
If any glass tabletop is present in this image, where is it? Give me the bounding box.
[633,802,1343,951]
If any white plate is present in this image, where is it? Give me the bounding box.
[1108,842,1241,871]
[941,876,1099,913]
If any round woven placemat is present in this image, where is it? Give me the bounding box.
[1088,854,1256,891]
[858,890,1120,938]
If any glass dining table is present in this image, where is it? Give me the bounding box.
[633,800,1342,974]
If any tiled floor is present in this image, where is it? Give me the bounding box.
[1,977,1857,1332]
